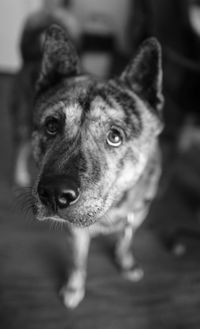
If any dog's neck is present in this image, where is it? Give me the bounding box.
[114,141,160,209]
[90,141,161,236]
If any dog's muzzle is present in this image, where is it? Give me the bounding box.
[37,175,80,212]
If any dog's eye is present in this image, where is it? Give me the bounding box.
[45,117,60,136]
[107,127,123,147]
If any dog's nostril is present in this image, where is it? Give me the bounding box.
[38,186,48,202]
[38,183,58,212]
[38,184,59,212]
[56,188,80,209]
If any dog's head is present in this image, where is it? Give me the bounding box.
[32,25,163,227]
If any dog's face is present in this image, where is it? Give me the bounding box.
[32,25,163,227]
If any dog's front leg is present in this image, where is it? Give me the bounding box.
[60,228,90,309]
[115,213,144,282]
[14,141,32,187]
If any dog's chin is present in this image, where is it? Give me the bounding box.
[36,211,99,228]
[34,196,113,228]
[37,214,66,223]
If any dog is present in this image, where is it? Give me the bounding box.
[31,25,164,309]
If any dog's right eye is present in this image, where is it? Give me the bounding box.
[45,117,60,136]
[107,127,124,147]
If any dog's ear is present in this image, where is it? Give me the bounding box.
[121,38,163,112]
[36,24,80,92]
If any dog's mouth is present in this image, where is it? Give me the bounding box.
[36,213,85,229]
[33,193,110,228]
[35,211,101,228]
[36,212,96,228]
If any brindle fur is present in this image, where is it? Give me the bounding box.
[32,25,164,308]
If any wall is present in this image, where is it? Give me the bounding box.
[0,0,42,72]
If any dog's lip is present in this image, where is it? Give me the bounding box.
[34,193,108,227]
[37,215,65,222]
[36,212,97,228]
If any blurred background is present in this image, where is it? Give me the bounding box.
[1,0,200,328]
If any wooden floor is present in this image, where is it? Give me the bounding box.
[1,75,200,329]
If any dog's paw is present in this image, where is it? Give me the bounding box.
[116,252,135,270]
[122,265,144,282]
[116,252,144,282]
[60,285,85,309]
[115,250,138,273]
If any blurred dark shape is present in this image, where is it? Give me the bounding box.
[20,5,79,62]
[128,0,200,250]
[129,0,200,131]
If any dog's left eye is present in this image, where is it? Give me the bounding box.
[45,117,60,136]
[107,127,124,147]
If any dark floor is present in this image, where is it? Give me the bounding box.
[1,75,200,329]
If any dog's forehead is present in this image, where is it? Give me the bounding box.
[60,78,139,123]
[38,77,128,118]
[36,75,145,138]
[36,76,93,115]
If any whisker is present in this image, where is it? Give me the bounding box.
[12,187,37,219]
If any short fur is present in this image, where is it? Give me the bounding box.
[32,25,164,308]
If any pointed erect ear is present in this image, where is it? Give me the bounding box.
[121,38,163,111]
[36,24,81,92]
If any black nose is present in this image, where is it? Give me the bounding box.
[38,176,80,211]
